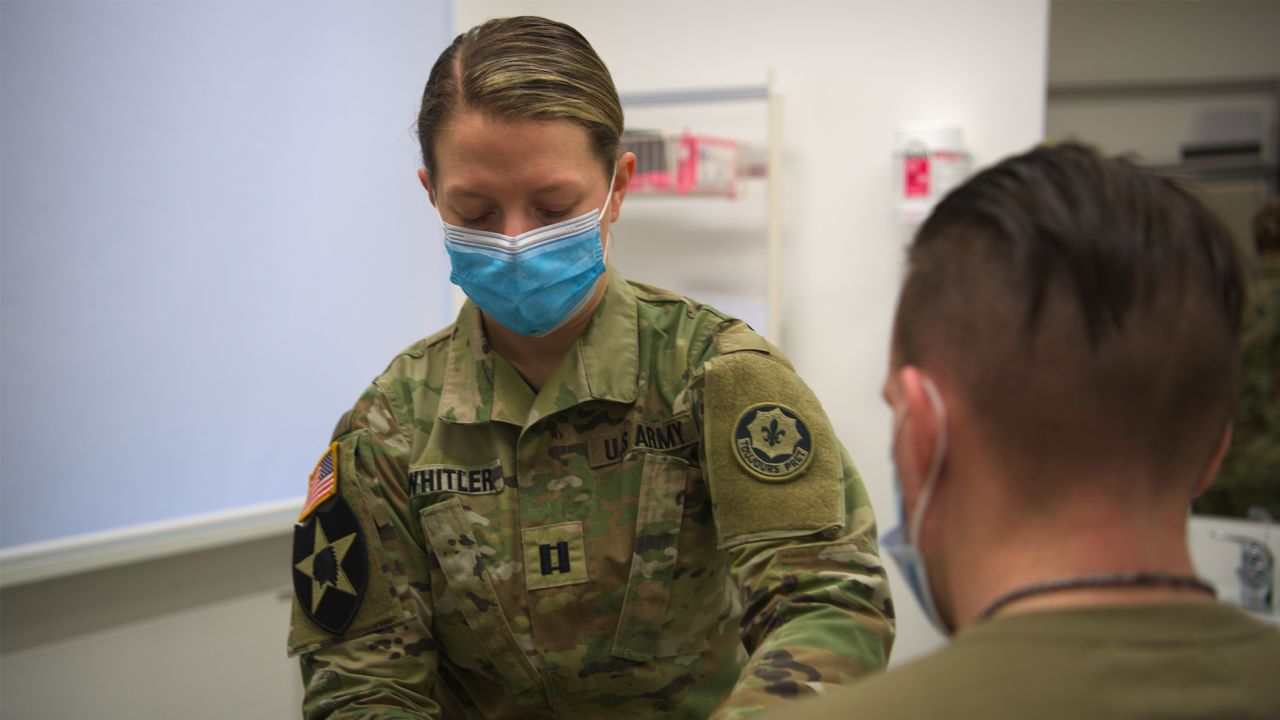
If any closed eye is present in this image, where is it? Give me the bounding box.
[459,211,494,225]
[539,207,573,220]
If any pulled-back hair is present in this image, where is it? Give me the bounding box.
[416,16,623,185]
[893,143,1245,487]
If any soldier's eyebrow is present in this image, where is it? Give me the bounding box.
[441,178,587,202]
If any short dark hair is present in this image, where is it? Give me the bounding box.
[893,143,1245,489]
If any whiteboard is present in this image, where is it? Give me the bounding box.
[0,0,454,550]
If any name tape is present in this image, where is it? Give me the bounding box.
[409,461,506,496]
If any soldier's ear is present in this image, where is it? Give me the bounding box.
[607,151,636,224]
[418,168,437,207]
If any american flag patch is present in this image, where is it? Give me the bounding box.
[298,442,339,522]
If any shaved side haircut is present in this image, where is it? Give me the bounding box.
[893,143,1245,496]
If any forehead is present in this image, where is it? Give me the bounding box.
[432,111,604,196]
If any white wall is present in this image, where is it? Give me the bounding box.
[457,0,1051,664]
[1,536,302,719]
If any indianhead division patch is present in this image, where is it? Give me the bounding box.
[299,442,339,522]
[293,492,368,635]
[733,403,814,482]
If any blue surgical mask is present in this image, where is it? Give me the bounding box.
[880,376,951,635]
[441,176,614,337]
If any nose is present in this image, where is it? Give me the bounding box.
[499,211,540,238]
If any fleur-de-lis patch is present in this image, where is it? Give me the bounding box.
[761,417,786,447]
[733,404,813,482]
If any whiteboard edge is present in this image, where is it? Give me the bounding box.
[0,498,303,589]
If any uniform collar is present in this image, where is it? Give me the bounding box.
[437,267,640,427]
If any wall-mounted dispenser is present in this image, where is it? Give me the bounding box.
[895,124,971,224]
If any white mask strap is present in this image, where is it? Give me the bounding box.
[908,376,948,538]
[599,163,617,220]
[600,162,618,262]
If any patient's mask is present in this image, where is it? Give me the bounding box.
[442,173,614,337]
[880,375,952,635]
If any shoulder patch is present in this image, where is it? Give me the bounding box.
[703,351,843,547]
[299,442,339,522]
[733,404,814,481]
[292,492,367,635]
[288,431,410,655]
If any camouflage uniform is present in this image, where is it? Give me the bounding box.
[1195,260,1280,518]
[288,270,894,718]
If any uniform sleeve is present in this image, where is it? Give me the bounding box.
[712,444,894,718]
[289,382,444,719]
[693,347,895,719]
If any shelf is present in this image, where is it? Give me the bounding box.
[619,75,782,343]
[620,85,769,107]
[1146,162,1276,183]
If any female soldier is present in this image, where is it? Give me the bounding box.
[288,16,892,719]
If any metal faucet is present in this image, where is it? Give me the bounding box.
[1210,507,1275,614]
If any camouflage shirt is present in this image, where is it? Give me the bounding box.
[288,270,894,718]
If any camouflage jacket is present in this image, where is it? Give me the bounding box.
[288,270,894,718]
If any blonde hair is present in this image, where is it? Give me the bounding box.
[416,16,623,185]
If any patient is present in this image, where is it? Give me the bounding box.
[780,143,1280,719]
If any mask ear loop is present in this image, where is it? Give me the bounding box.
[600,162,618,262]
[907,376,949,541]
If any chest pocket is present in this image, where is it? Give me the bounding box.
[611,452,711,661]
[419,497,539,692]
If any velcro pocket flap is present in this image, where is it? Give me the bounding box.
[611,453,691,661]
[419,497,540,692]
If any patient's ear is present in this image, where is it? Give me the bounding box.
[897,365,944,497]
[1193,423,1233,498]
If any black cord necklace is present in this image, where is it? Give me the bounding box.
[976,572,1217,622]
